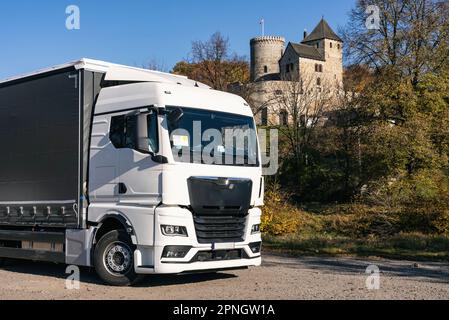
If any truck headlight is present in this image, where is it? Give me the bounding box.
[161,225,188,237]
[251,224,261,234]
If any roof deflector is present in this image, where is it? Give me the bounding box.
[105,66,168,83]
[104,65,211,88]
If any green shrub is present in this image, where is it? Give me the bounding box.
[433,209,449,236]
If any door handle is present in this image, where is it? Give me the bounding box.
[118,183,128,194]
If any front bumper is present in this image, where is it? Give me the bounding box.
[133,206,262,274]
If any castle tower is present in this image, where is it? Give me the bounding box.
[250,36,285,82]
[302,19,344,86]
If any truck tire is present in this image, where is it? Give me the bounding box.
[94,230,142,286]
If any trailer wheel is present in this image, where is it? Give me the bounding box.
[94,230,142,286]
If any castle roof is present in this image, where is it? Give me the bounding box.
[289,43,325,61]
[302,18,343,43]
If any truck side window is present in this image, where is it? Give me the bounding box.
[124,116,138,149]
[109,115,137,149]
[110,115,126,148]
[110,113,159,154]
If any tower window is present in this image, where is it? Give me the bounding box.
[317,77,321,86]
[280,110,288,126]
[330,42,333,48]
[316,43,319,49]
[337,43,341,50]
[264,66,268,73]
[261,108,268,126]
[300,115,306,127]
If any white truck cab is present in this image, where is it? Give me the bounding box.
[0,59,263,286]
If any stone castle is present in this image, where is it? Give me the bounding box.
[248,19,344,126]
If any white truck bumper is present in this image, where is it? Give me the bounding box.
[133,206,262,275]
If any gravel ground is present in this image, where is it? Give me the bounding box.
[0,253,448,300]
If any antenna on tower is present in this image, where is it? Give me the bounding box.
[260,18,265,36]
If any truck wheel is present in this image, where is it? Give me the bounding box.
[94,230,142,286]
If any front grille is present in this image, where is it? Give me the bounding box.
[193,216,246,244]
[191,249,245,262]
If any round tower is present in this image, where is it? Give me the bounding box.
[250,36,285,82]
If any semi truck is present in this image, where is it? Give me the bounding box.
[0,59,264,286]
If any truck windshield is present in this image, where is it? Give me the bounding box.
[167,107,259,167]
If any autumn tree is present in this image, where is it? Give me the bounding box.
[172,32,249,91]
[264,76,334,193]
[331,0,448,206]
[343,0,449,86]
[354,69,449,207]
[343,64,374,93]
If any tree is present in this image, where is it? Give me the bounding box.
[343,64,374,93]
[347,64,449,207]
[261,0,449,205]
[143,59,168,72]
[267,76,334,193]
[343,0,449,86]
[172,32,249,91]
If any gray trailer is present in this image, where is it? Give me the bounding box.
[0,63,103,263]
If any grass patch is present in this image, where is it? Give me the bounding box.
[261,187,449,261]
[263,232,449,261]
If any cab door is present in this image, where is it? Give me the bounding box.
[113,110,163,207]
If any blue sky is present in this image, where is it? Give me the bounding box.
[0,0,355,80]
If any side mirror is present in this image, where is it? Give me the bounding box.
[135,113,151,154]
[132,112,168,163]
[167,107,184,126]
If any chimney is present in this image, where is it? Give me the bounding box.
[303,30,308,40]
